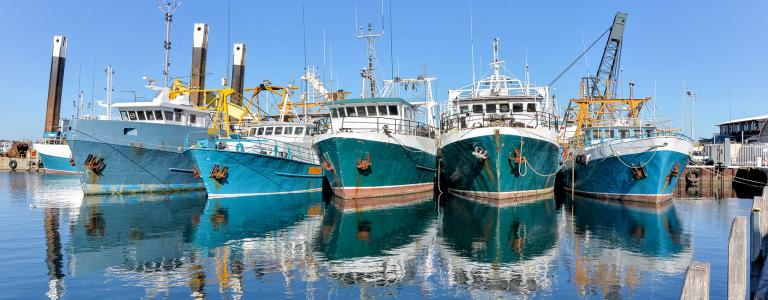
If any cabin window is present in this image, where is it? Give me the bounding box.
[285,127,293,135]
[265,127,274,135]
[332,108,339,118]
[607,129,615,139]
[592,130,600,139]
[120,111,128,120]
[367,106,378,116]
[499,103,510,113]
[154,111,163,120]
[164,111,173,121]
[388,105,399,115]
[174,109,182,122]
[256,127,264,135]
[378,105,388,116]
[527,103,537,112]
[137,111,146,120]
[190,114,196,124]
[249,128,256,135]
[634,129,642,137]
[346,107,356,117]
[646,130,653,137]
[337,107,346,117]
[275,127,283,135]
[128,111,137,120]
[356,106,367,117]
[295,127,304,135]
[486,104,497,113]
[146,111,155,120]
[619,130,629,138]
[472,104,483,113]
[513,103,523,112]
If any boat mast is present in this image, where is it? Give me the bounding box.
[356,23,383,98]
[159,0,180,88]
[105,65,114,120]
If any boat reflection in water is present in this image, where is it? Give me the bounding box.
[566,195,692,297]
[438,194,559,297]
[192,192,325,298]
[314,192,437,293]
[68,192,207,295]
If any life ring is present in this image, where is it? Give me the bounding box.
[685,168,701,185]
[8,160,17,170]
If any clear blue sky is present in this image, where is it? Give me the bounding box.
[0,0,765,140]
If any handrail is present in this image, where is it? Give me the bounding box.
[321,116,436,138]
[216,137,319,165]
[566,130,692,148]
[439,111,559,133]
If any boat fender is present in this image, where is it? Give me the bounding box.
[685,168,701,185]
[8,160,17,170]
[235,143,244,152]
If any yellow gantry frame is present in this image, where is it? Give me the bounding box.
[564,79,650,146]
[168,79,299,136]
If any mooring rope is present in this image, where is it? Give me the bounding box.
[72,129,173,190]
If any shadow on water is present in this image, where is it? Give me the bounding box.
[69,192,208,275]
[4,172,739,299]
[193,192,323,251]
[314,191,436,287]
[438,194,558,295]
[561,194,693,298]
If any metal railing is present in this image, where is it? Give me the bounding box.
[704,143,768,167]
[566,130,693,148]
[439,111,559,133]
[38,137,68,145]
[321,116,436,138]
[218,137,319,165]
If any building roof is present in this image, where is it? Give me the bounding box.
[330,97,410,106]
[716,115,768,126]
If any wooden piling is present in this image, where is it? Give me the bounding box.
[729,216,748,300]
[680,262,710,300]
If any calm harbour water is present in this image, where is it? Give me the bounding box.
[0,172,753,299]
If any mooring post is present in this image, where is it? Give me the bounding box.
[44,35,67,133]
[680,261,710,300]
[230,43,246,107]
[729,216,748,300]
[189,23,208,106]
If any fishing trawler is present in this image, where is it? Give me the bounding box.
[439,38,560,200]
[312,24,438,199]
[561,13,693,203]
[68,79,211,194]
[187,83,327,197]
[35,131,77,175]
[561,88,693,202]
